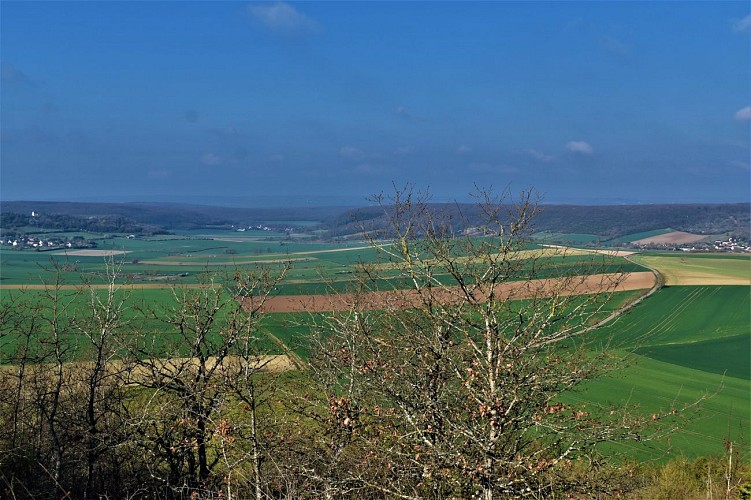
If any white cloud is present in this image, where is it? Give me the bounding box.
[394,145,415,156]
[339,146,365,160]
[200,153,222,166]
[269,153,285,162]
[566,141,594,155]
[527,149,554,162]
[248,2,320,36]
[456,144,472,155]
[730,160,750,170]
[734,106,751,121]
[732,14,751,32]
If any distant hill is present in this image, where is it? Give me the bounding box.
[1,201,748,240]
[533,203,750,239]
[324,203,751,240]
[0,201,352,231]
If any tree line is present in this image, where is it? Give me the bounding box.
[1,212,168,238]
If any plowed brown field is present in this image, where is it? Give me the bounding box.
[252,271,655,313]
[632,231,707,245]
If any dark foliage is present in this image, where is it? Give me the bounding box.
[326,202,751,240]
[1,201,352,231]
[0,211,167,235]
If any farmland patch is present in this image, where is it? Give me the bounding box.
[137,257,314,266]
[632,231,709,245]
[533,232,602,245]
[571,354,750,459]
[606,228,673,244]
[594,286,750,348]
[52,249,130,257]
[631,254,750,285]
[257,271,655,313]
[636,334,750,380]
[542,244,635,257]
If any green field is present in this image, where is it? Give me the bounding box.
[577,285,751,459]
[572,355,749,459]
[0,233,381,286]
[533,232,602,245]
[594,286,750,348]
[606,228,674,244]
[1,233,643,292]
[636,334,749,380]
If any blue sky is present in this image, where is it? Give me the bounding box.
[1,1,749,206]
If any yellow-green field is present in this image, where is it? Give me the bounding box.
[630,253,750,285]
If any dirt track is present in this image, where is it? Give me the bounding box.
[252,271,655,313]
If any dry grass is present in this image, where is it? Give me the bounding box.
[632,255,751,285]
[0,355,296,378]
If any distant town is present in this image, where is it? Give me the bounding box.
[622,236,751,253]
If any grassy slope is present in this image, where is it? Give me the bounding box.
[576,285,751,459]
[594,286,750,348]
[571,355,750,460]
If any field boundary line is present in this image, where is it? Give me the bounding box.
[537,253,664,345]
[263,330,307,369]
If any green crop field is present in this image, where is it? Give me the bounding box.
[636,334,749,380]
[594,286,750,348]
[571,354,750,460]
[606,228,674,244]
[0,234,378,286]
[0,286,290,360]
[533,232,602,245]
[1,234,641,290]
[575,284,751,459]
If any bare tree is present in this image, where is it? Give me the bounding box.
[128,265,288,498]
[33,264,77,497]
[0,287,47,494]
[213,265,293,500]
[72,258,133,498]
[306,186,685,498]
